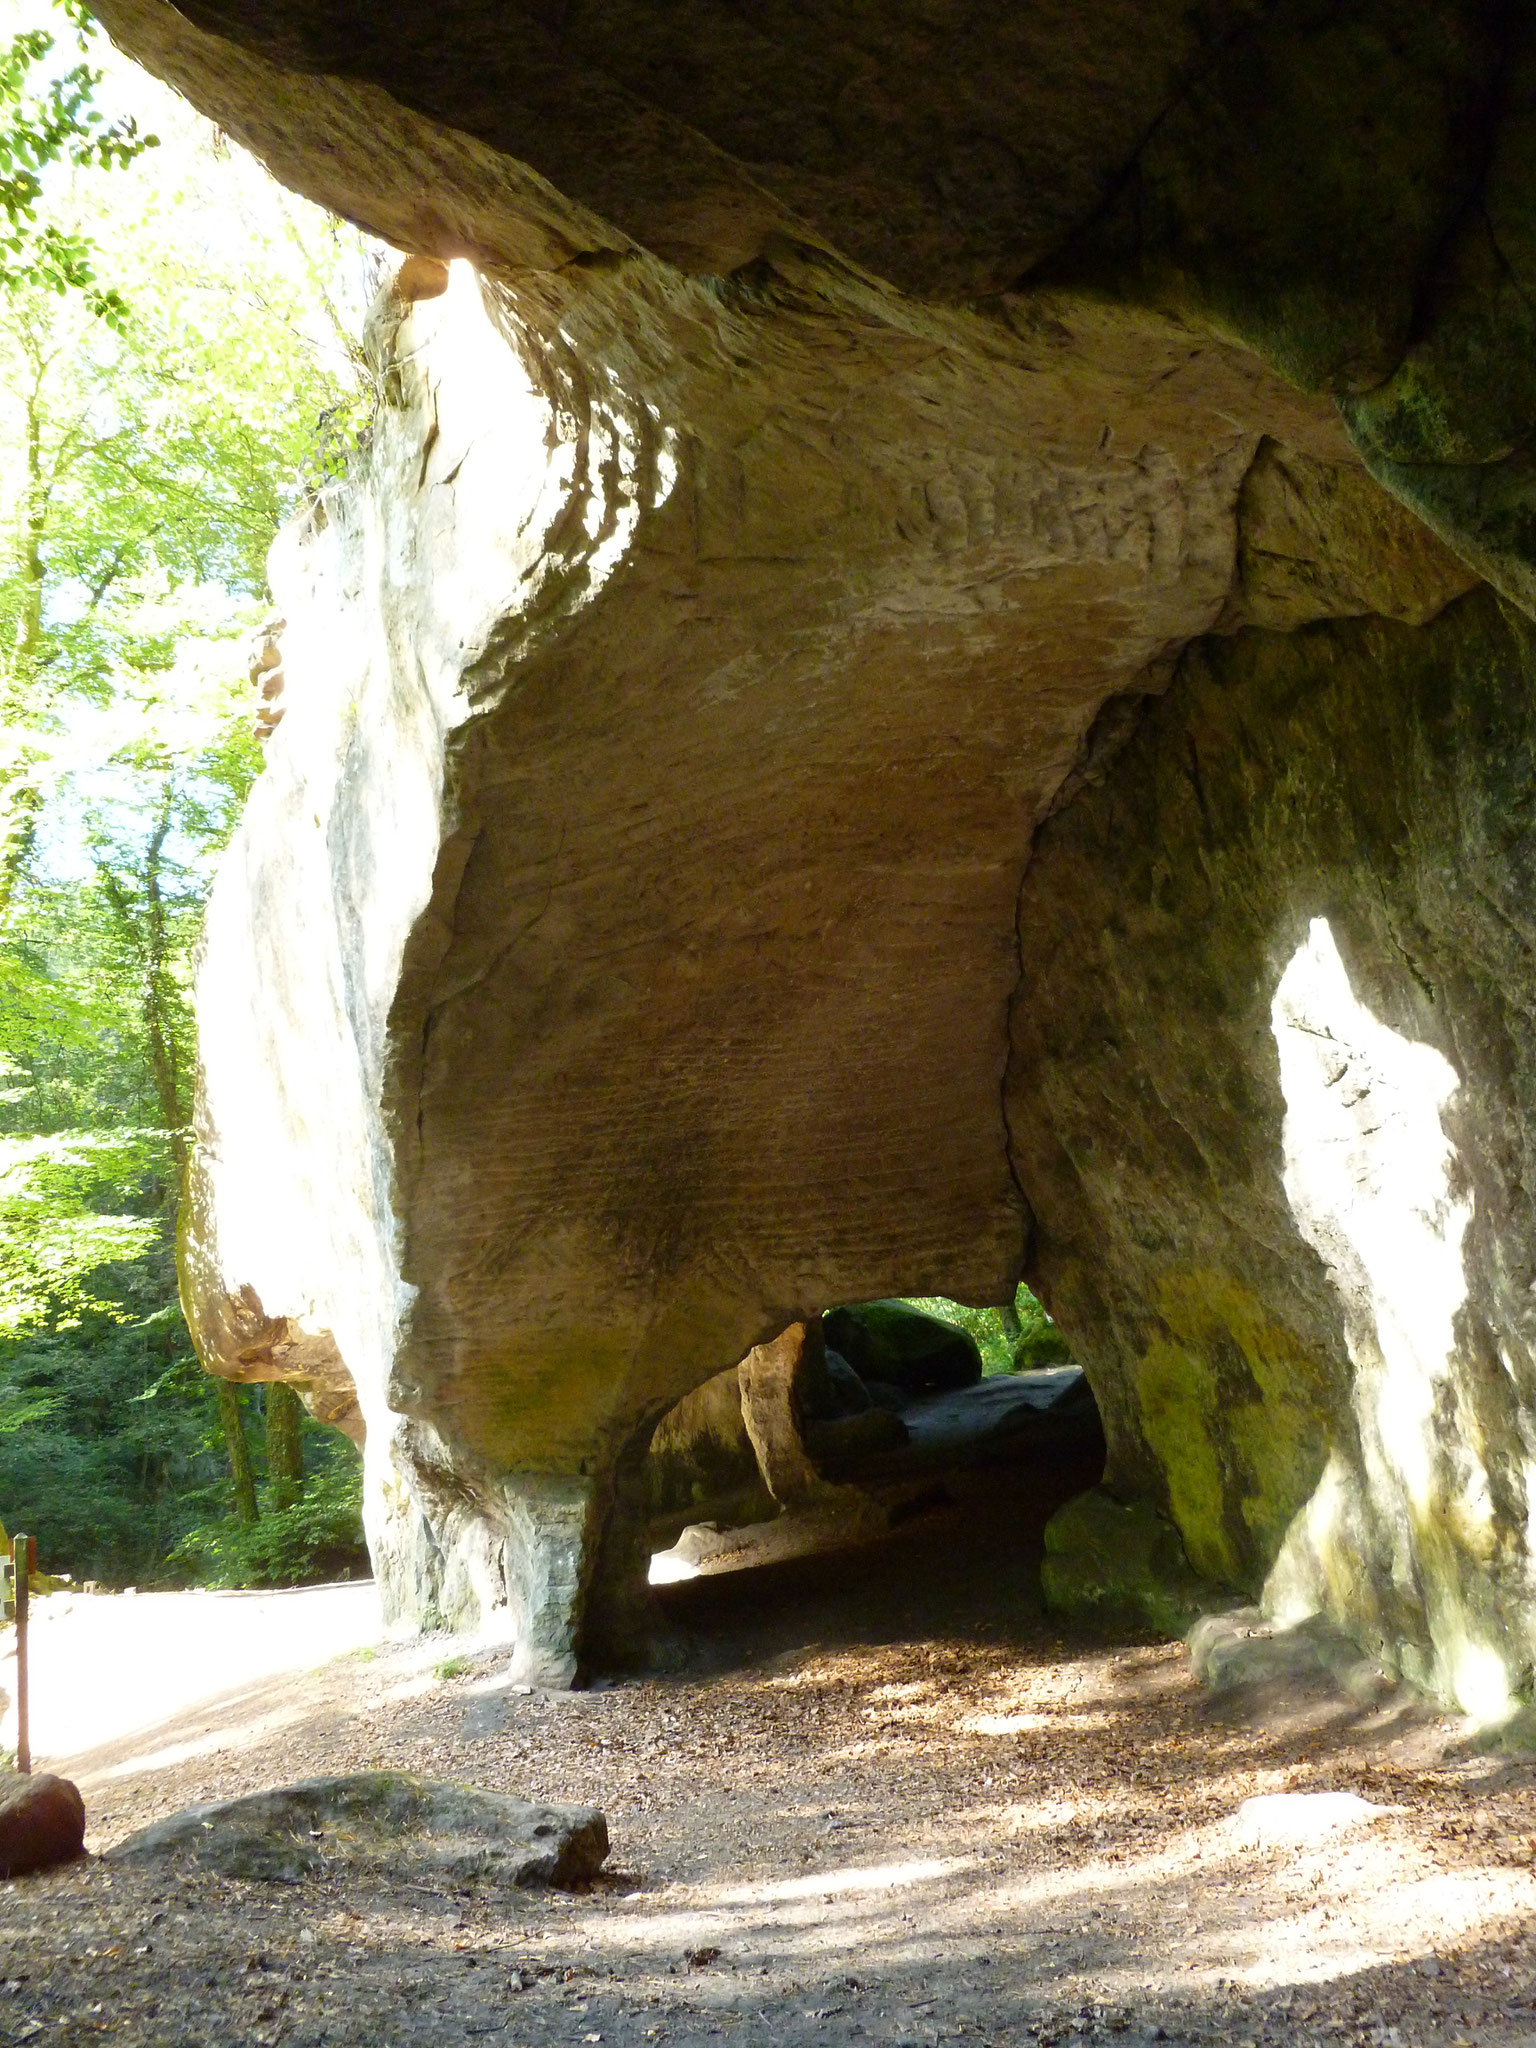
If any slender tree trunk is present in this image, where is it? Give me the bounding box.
[217,1380,259,1524]
[0,356,50,921]
[136,799,186,1175]
[265,1382,306,1508]
[99,795,249,1516]
[100,789,186,1186]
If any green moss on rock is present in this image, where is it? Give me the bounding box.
[1013,588,1536,1707]
[1042,1487,1213,1639]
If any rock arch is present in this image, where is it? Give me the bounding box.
[89,0,1536,1714]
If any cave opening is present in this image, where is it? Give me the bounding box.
[639,1290,1106,1659]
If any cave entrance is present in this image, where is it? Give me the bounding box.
[640,1292,1105,1657]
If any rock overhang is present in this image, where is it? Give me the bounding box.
[83,0,1536,1713]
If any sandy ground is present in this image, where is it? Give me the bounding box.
[2,1466,1535,2048]
[0,1582,381,1762]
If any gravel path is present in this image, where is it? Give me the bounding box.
[2,1469,1533,2048]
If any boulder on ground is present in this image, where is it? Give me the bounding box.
[1187,1607,1394,1707]
[0,1772,85,1878]
[802,1407,910,1466]
[795,1331,910,1463]
[823,1303,983,1396]
[646,1367,776,1537]
[108,1773,607,1888]
[811,1367,1101,1481]
[1042,1487,1212,1639]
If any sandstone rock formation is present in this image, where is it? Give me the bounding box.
[1012,590,1536,1721]
[84,0,1536,1720]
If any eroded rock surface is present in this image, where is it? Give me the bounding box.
[165,206,1351,1675]
[82,0,1536,1714]
[109,1774,608,1888]
[1012,591,1536,1716]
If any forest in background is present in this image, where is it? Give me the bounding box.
[0,0,371,1586]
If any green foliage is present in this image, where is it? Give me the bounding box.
[0,9,372,1590]
[0,1250,222,1581]
[0,0,156,324]
[168,1433,367,1588]
[0,1130,161,1327]
[899,1282,1074,1375]
[1011,1286,1075,1370]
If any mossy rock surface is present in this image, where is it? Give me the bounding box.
[1013,589,1536,1711]
[1042,1487,1214,1640]
[108,1773,608,1889]
[823,1302,984,1396]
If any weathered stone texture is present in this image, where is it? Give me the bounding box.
[1011,590,1536,1714]
[174,234,1355,1667]
[81,0,1536,1711]
[94,0,1281,299]
[0,1774,85,1879]
[110,1774,608,1887]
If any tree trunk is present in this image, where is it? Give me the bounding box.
[136,800,186,1176]
[99,790,186,1191]
[0,353,50,921]
[217,1379,259,1524]
[265,1382,306,1508]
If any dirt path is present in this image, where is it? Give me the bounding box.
[2,1476,1534,2048]
[1,1582,381,1764]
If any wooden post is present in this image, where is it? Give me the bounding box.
[12,1532,31,1775]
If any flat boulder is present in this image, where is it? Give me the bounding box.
[0,1772,86,1877]
[108,1772,607,1888]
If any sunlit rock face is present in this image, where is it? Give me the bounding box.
[1010,591,1536,1718]
[88,0,1536,1697]
[188,243,1348,1677]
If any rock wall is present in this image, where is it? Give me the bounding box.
[1012,589,1536,1718]
[83,0,1536,1713]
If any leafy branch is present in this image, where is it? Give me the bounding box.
[0,4,157,325]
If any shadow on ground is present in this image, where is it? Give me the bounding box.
[2,1443,1533,2048]
[654,1444,1107,1676]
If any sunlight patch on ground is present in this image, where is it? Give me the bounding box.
[716,1857,974,1905]
[962,1708,1114,1735]
[565,1802,1533,2007]
[647,1549,700,1584]
[1228,1790,1397,1848]
[1,1581,381,1764]
[377,1674,440,1705]
[95,1705,310,1781]
[572,1859,983,1961]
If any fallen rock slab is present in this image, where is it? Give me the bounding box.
[107,1772,607,1888]
[0,1772,86,1877]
